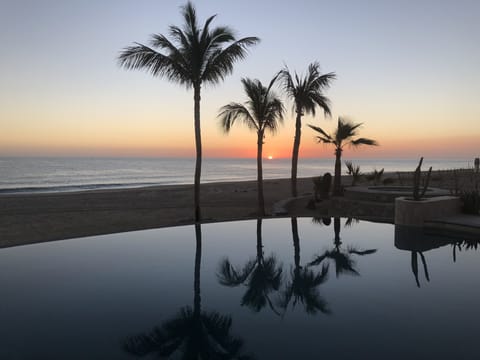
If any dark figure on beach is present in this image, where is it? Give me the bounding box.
[475,157,479,173]
[314,173,332,201]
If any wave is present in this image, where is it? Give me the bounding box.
[0,181,173,195]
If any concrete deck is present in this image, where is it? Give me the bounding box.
[425,214,480,239]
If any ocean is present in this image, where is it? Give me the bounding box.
[0,157,475,194]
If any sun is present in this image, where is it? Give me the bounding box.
[267,155,273,160]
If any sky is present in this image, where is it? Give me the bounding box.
[1,0,479,159]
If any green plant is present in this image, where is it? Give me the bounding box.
[460,190,480,214]
[279,63,335,197]
[366,168,384,185]
[345,161,362,186]
[308,118,378,196]
[382,177,395,185]
[412,157,432,201]
[118,2,259,221]
[219,76,284,215]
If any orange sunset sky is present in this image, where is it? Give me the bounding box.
[1,0,479,159]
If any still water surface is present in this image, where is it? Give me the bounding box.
[0,218,478,359]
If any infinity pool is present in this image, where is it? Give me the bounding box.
[1,218,478,359]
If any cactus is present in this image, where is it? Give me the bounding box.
[412,157,432,200]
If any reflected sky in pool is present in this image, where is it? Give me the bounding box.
[1,218,479,359]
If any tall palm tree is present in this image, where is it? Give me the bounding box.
[278,217,330,315]
[279,62,335,197]
[219,77,285,215]
[309,218,377,278]
[118,2,259,221]
[123,224,254,359]
[217,219,283,315]
[308,117,378,196]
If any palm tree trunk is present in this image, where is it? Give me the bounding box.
[290,111,302,197]
[194,84,202,222]
[256,218,263,261]
[333,217,341,246]
[194,223,202,317]
[333,148,342,195]
[291,217,300,269]
[257,130,265,216]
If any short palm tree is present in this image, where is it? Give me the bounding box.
[219,77,285,215]
[308,117,378,196]
[278,217,330,315]
[309,218,377,278]
[118,2,259,221]
[279,62,335,197]
[123,224,254,359]
[217,219,283,315]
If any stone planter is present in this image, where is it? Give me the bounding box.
[394,196,461,227]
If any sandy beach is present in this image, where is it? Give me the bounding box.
[1,170,477,248]
[0,177,314,247]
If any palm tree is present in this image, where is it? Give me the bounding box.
[308,117,378,196]
[118,2,259,221]
[219,77,285,215]
[123,224,254,359]
[279,62,335,197]
[278,217,330,315]
[309,218,377,278]
[217,219,283,315]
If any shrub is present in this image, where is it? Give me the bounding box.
[345,161,362,186]
[460,190,480,215]
[366,168,384,185]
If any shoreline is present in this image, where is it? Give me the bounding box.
[1,170,477,248]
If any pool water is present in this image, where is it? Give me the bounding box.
[0,218,479,359]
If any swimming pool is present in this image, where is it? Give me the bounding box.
[0,218,478,359]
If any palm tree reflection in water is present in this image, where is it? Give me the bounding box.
[452,239,479,263]
[278,217,330,315]
[309,218,377,278]
[123,224,254,359]
[217,219,283,315]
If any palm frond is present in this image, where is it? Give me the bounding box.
[350,137,379,147]
[308,252,328,267]
[279,62,335,117]
[217,258,255,286]
[347,247,377,256]
[118,43,190,85]
[335,117,362,143]
[199,14,218,45]
[202,37,260,84]
[181,1,198,36]
[218,103,257,133]
[308,124,333,141]
[221,75,284,138]
[278,66,295,98]
[119,2,258,89]
[310,92,332,117]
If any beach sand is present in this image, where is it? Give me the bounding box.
[1,170,477,248]
[0,178,314,247]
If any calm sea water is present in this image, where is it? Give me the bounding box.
[0,157,474,194]
[0,218,478,359]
